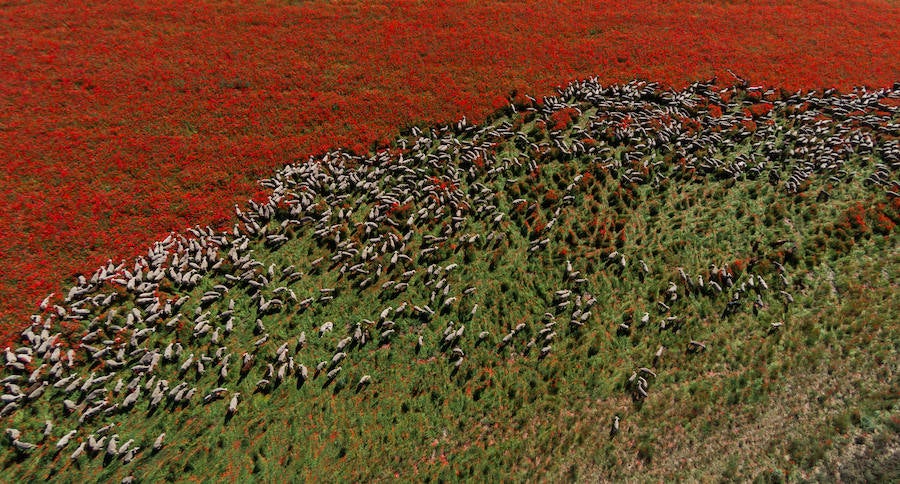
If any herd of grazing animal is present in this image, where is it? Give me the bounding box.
[1,78,896,479]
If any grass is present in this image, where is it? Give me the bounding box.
[0,79,897,482]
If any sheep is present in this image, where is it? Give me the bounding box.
[106,434,120,457]
[539,345,552,359]
[153,433,166,451]
[56,430,78,451]
[296,364,309,383]
[70,441,87,460]
[117,439,135,456]
[326,366,342,381]
[5,428,21,441]
[227,393,241,416]
[253,334,270,349]
[122,388,141,408]
[122,446,140,464]
[203,388,228,404]
[356,375,372,390]
[687,341,707,353]
[296,332,307,350]
[653,345,665,366]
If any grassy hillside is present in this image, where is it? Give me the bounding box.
[1,79,897,482]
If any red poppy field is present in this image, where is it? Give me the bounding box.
[2,0,899,342]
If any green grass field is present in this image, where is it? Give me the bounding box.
[2,79,897,482]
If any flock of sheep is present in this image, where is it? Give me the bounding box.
[1,77,896,479]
